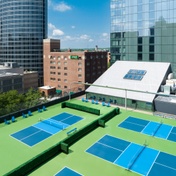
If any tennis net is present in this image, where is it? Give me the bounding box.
[40,118,64,130]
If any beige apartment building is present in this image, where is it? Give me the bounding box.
[43,39,108,96]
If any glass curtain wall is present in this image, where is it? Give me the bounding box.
[110,0,176,75]
[0,0,47,85]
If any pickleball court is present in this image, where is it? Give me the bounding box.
[118,116,176,142]
[11,112,83,146]
[86,134,176,176]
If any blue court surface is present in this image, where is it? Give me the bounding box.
[11,112,83,146]
[55,167,82,176]
[86,135,176,176]
[118,116,176,142]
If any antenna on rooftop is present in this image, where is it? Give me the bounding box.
[95,45,98,51]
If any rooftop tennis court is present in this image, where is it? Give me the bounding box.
[86,134,176,176]
[118,116,176,142]
[11,112,83,146]
[2,99,176,176]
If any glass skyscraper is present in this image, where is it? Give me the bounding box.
[0,0,47,85]
[110,0,176,76]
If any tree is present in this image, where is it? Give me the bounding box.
[24,88,41,108]
[0,88,41,116]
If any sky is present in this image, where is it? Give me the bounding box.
[48,0,110,49]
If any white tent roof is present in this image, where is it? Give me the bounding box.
[86,61,171,103]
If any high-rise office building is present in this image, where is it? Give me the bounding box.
[0,0,47,85]
[110,0,176,76]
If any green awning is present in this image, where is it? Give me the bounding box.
[56,90,62,94]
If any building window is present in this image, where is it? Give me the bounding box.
[50,72,56,74]
[58,61,61,65]
[138,54,142,61]
[64,79,67,83]
[64,73,67,76]
[58,72,61,75]
[64,86,67,88]
[78,87,82,91]
[64,67,67,70]
[64,62,67,65]
[50,61,55,64]
[50,78,56,81]
[149,54,154,61]
[149,37,154,44]
[58,57,60,60]
[150,27,155,35]
[58,66,61,69]
[78,74,82,78]
[149,45,154,52]
[58,78,61,81]
[138,45,142,52]
[78,62,82,66]
[50,66,56,69]
[138,37,143,44]
[78,68,82,72]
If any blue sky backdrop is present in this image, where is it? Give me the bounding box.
[48,0,110,49]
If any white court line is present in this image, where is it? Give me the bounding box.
[97,141,124,152]
[141,121,153,133]
[146,151,160,176]
[121,120,147,128]
[155,162,176,171]
[33,124,54,135]
[166,126,173,140]
[113,142,132,164]
[54,166,83,176]
[20,130,42,141]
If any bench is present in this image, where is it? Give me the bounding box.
[22,113,27,118]
[67,128,77,136]
[11,116,16,122]
[38,108,42,113]
[4,119,10,125]
[28,111,32,116]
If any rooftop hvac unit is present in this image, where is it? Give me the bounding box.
[168,73,173,80]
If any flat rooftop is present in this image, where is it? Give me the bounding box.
[1,98,176,176]
[39,86,55,90]
[0,72,20,78]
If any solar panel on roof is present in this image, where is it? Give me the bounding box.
[123,69,146,81]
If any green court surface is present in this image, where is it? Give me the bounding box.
[1,99,176,176]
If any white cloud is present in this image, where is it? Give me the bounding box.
[53,29,64,36]
[80,34,90,40]
[88,39,94,42]
[100,33,110,41]
[48,23,64,37]
[61,34,94,43]
[48,1,72,12]
[102,33,108,37]
[54,2,72,12]
[71,26,75,29]
[48,23,56,30]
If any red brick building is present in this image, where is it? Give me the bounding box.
[43,39,108,96]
